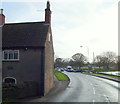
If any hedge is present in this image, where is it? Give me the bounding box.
[2,81,39,99]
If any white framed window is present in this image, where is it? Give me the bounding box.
[3,77,17,84]
[2,50,19,61]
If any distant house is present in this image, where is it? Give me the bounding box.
[1,1,54,96]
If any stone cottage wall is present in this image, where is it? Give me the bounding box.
[44,31,54,95]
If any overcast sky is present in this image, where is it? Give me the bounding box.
[1,0,119,62]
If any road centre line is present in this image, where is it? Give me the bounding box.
[89,82,96,95]
[92,99,95,104]
[93,87,96,95]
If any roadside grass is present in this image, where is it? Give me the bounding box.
[54,71,70,81]
[91,73,120,79]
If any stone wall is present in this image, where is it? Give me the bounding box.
[44,30,54,95]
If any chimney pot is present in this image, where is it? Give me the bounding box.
[0,9,5,26]
[45,1,51,25]
[0,9,3,14]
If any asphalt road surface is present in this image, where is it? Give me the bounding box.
[31,72,120,103]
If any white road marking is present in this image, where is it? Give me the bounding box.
[92,99,95,104]
[93,87,96,95]
[90,82,96,95]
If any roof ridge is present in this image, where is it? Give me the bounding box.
[3,21,49,47]
[4,21,45,25]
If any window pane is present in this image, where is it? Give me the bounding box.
[2,52,3,59]
[9,51,14,59]
[3,50,19,61]
[14,51,18,59]
[4,51,8,59]
[5,78,15,83]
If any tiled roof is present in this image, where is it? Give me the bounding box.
[2,22,49,48]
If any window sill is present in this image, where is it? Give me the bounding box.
[2,60,19,62]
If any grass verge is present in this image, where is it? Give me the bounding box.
[91,73,120,79]
[54,71,70,81]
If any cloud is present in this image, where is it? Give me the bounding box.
[52,1,118,60]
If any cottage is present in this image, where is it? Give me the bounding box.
[2,1,54,96]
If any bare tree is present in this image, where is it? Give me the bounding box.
[94,51,116,69]
[71,53,87,67]
[94,55,104,68]
[62,58,72,67]
[54,58,64,68]
[117,56,120,71]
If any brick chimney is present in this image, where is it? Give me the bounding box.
[45,1,51,25]
[0,9,5,26]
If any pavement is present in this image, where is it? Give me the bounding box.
[32,76,70,102]
[14,72,119,103]
[29,73,119,102]
[31,72,119,102]
[84,73,120,83]
[16,76,70,102]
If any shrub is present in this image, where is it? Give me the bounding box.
[2,81,39,99]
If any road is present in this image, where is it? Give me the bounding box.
[30,72,119,103]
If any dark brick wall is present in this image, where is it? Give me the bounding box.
[2,48,43,95]
[2,28,55,96]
